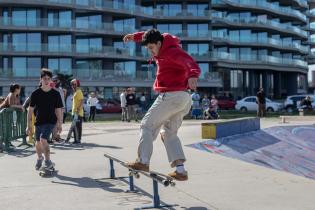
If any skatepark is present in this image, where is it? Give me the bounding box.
[0,117,315,210]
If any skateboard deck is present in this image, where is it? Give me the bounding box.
[104,153,176,186]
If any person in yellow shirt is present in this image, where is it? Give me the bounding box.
[66,79,84,144]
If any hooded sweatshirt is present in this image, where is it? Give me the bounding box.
[133,32,201,92]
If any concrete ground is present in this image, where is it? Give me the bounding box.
[0,117,315,210]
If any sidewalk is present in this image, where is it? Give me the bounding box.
[0,118,314,210]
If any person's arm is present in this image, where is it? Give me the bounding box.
[26,106,34,135]
[123,31,145,43]
[8,94,24,110]
[55,107,63,133]
[173,51,201,91]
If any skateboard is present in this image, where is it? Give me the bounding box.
[39,164,55,177]
[104,153,176,187]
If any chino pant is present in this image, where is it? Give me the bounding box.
[137,91,191,167]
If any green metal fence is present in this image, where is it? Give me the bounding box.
[0,108,31,152]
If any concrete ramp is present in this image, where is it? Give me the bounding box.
[188,125,315,180]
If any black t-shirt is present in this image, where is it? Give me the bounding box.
[126,93,137,105]
[30,88,63,126]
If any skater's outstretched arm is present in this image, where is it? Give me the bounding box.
[123,31,145,43]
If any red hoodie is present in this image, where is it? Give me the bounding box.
[134,32,201,92]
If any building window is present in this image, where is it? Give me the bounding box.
[12,33,41,52]
[75,60,102,79]
[48,35,71,52]
[198,63,209,80]
[48,58,72,75]
[157,24,182,36]
[76,15,102,29]
[187,43,209,56]
[48,10,72,28]
[187,24,209,37]
[76,38,102,53]
[12,8,40,26]
[113,18,135,32]
[113,61,136,79]
[3,8,9,25]
[113,41,135,56]
[156,4,182,16]
[187,4,208,16]
[12,57,41,77]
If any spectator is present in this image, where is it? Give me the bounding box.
[140,93,146,113]
[0,83,24,111]
[256,88,266,117]
[201,95,210,112]
[120,89,127,121]
[126,88,138,122]
[87,92,98,122]
[210,94,219,112]
[191,90,201,119]
[66,79,84,144]
[300,96,313,111]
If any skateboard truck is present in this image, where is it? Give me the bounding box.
[104,153,177,209]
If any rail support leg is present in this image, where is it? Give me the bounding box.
[109,159,115,178]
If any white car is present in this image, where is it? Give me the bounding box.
[235,96,283,112]
[284,95,315,113]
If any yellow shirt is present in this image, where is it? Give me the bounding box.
[72,88,84,117]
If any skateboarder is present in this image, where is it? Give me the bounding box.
[123,29,200,181]
[26,69,63,171]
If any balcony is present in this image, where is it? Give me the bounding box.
[0,17,137,35]
[212,12,308,38]
[0,0,211,20]
[212,52,308,69]
[0,43,146,60]
[0,68,222,87]
[212,35,309,53]
[222,0,307,23]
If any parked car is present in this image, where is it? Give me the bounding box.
[235,96,283,112]
[96,98,122,113]
[216,96,236,110]
[284,95,315,113]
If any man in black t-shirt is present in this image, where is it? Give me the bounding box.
[126,88,138,122]
[26,69,63,170]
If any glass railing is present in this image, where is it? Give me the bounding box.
[152,9,211,18]
[0,68,45,78]
[0,0,211,19]
[0,43,147,58]
[212,12,308,37]
[0,17,138,34]
[71,69,155,81]
[212,52,308,68]
[212,34,309,52]
[223,0,307,22]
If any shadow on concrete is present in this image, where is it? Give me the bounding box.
[51,142,122,151]
[5,146,36,158]
[52,174,125,193]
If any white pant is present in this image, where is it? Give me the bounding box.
[137,91,192,167]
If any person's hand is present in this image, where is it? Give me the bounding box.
[26,126,32,136]
[123,34,134,42]
[188,78,198,91]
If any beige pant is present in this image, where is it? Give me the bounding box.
[137,91,191,167]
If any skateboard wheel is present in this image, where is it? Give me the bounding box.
[170,182,176,187]
[135,173,140,179]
